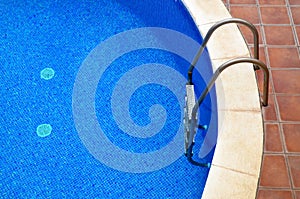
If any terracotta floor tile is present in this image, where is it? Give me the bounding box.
[289,0,300,5]
[231,0,256,4]
[239,25,263,44]
[262,95,278,121]
[259,0,286,5]
[287,156,300,188]
[230,6,260,24]
[251,47,267,64]
[296,191,300,199]
[296,26,300,40]
[264,123,283,152]
[291,7,300,25]
[268,48,300,68]
[257,190,293,199]
[260,7,290,24]
[264,26,295,45]
[282,124,300,152]
[272,70,300,94]
[260,155,290,187]
[255,70,273,97]
[277,95,300,121]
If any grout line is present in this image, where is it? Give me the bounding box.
[286,0,300,61]
[213,164,257,177]
[284,154,296,199]
[227,0,300,197]
[258,187,294,191]
[270,68,300,71]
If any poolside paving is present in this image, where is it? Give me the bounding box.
[222,0,300,198]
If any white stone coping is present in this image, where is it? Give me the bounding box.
[181,0,264,198]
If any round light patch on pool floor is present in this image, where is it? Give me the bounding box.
[40,68,55,80]
[36,124,52,137]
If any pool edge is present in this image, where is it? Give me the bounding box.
[182,0,264,198]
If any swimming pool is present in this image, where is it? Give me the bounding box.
[0,0,217,198]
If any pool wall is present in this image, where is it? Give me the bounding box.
[182,0,264,198]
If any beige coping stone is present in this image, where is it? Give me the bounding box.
[182,0,232,26]
[211,59,262,111]
[181,0,264,199]
[213,110,263,177]
[202,165,259,199]
[198,23,250,60]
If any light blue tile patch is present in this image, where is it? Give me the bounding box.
[36,124,52,137]
[40,68,55,80]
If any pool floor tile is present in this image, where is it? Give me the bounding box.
[257,189,293,199]
[259,155,290,188]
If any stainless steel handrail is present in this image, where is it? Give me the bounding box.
[188,18,259,84]
[192,57,269,123]
[186,57,269,167]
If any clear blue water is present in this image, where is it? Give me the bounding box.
[0,0,217,198]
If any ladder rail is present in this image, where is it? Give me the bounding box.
[188,18,259,84]
[191,57,269,122]
[185,57,269,167]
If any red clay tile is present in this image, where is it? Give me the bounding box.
[268,48,300,68]
[230,6,260,24]
[287,156,300,188]
[289,0,300,5]
[264,123,283,152]
[296,191,300,199]
[239,25,263,44]
[256,70,273,97]
[272,70,300,94]
[231,0,256,4]
[259,155,290,188]
[251,47,267,64]
[260,7,290,24]
[257,190,293,199]
[296,26,300,40]
[277,95,300,121]
[259,0,286,5]
[262,95,278,121]
[291,7,300,25]
[264,26,295,45]
[282,124,300,152]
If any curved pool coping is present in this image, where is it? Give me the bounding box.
[182,0,264,198]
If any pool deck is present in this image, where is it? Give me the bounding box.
[184,0,300,198]
[223,1,300,198]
